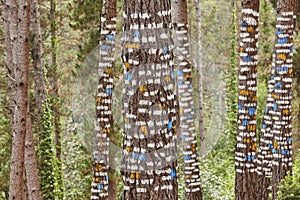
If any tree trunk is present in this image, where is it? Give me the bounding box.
[25,104,42,200]
[30,0,46,129]
[235,1,259,200]
[172,0,202,199]
[269,1,298,199]
[195,0,206,158]
[121,0,178,199]
[2,0,30,199]
[90,0,117,199]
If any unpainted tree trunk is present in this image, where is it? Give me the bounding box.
[235,1,259,200]
[2,0,30,199]
[30,0,46,128]
[121,0,178,199]
[172,0,202,199]
[25,104,42,200]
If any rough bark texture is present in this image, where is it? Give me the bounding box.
[90,0,117,199]
[30,0,46,128]
[2,0,30,199]
[256,1,298,199]
[172,0,202,199]
[121,0,178,199]
[235,0,259,199]
[25,104,42,200]
[195,0,206,159]
[270,1,297,199]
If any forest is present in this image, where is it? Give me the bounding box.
[0,0,300,199]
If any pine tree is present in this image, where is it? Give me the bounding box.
[235,0,260,199]
[121,0,178,199]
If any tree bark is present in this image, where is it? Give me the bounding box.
[2,0,30,199]
[90,0,117,199]
[30,0,46,129]
[25,104,42,200]
[121,0,178,199]
[235,1,259,200]
[172,0,202,199]
[269,1,298,199]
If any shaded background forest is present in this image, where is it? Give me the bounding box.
[0,0,300,199]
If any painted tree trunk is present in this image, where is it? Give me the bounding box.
[172,0,202,199]
[195,0,206,158]
[235,0,259,199]
[2,0,30,199]
[90,0,117,199]
[121,0,178,199]
[269,1,297,199]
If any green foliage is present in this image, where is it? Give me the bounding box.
[38,100,57,200]
[62,131,91,200]
[200,152,235,200]
[277,152,300,200]
[223,2,238,155]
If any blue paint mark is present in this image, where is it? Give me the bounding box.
[170,169,176,180]
[189,83,193,88]
[287,137,293,142]
[133,31,140,37]
[133,153,139,160]
[238,104,244,110]
[93,154,98,159]
[265,108,269,114]
[164,46,168,54]
[178,70,184,76]
[106,89,112,95]
[187,114,193,119]
[248,108,256,116]
[272,149,277,154]
[244,156,247,160]
[290,90,293,96]
[276,67,289,72]
[184,155,191,160]
[168,121,173,130]
[98,184,104,190]
[181,135,186,142]
[125,74,132,80]
[242,120,249,126]
[243,56,252,62]
[178,80,183,86]
[106,34,115,39]
[278,37,287,44]
[241,21,247,27]
[262,124,266,129]
[101,45,111,50]
[269,144,273,149]
[139,154,147,161]
[281,150,286,155]
[290,45,294,53]
[105,175,108,181]
[276,29,283,35]
[275,82,282,88]
[247,156,251,161]
[171,72,175,79]
[251,155,256,161]
[271,75,275,80]
[274,103,277,111]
